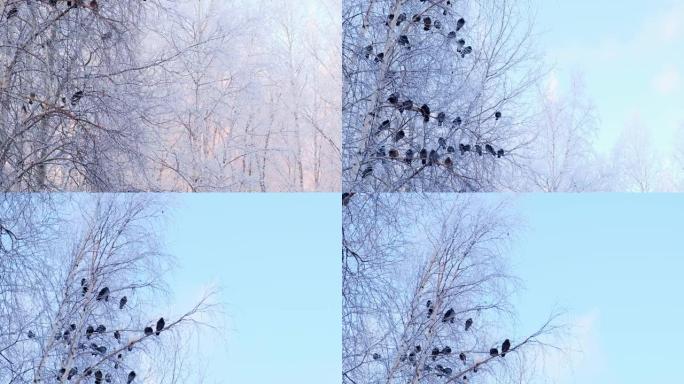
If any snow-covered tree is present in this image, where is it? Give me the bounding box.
[0,0,340,192]
[342,0,539,192]
[343,193,560,383]
[517,75,609,192]
[0,194,216,383]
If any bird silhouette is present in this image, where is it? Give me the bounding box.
[144,327,153,336]
[96,287,109,301]
[443,308,455,323]
[431,347,440,360]
[459,352,466,363]
[497,149,504,158]
[420,104,430,122]
[119,296,127,309]
[394,130,405,142]
[156,318,165,335]
[465,318,473,331]
[456,18,465,31]
[423,17,432,31]
[127,371,136,384]
[501,339,510,356]
[405,149,415,164]
[490,348,498,357]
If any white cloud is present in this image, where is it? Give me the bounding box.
[651,66,682,95]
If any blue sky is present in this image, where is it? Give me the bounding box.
[161,193,340,384]
[532,0,684,153]
[510,193,684,383]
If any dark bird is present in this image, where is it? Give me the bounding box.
[456,18,465,31]
[96,287,109,301]
[70,91,84,106]
[444,157,453,168]
[387,93,399,104]
[396,13,406,26]
[501,339,511,356]
[428,307,433,317]
[364,45,373,59]
[456,39,466,49]
[362,167,373,178]
[27,330,35,338]
[490,348,499,357]
[86,326,94,339]
[114,330,120,340]
[419,148,428,165]
[398,35,410,48]
[374,53,384,63]
[82,286,88,295]
[96,325,106,334]
[423,17,432,31]
[405,149,415,164]
[452,116,462,126]
[434,20,442,29]
[157,317,166,334]
[388,149,399,159]
[495,111,502,120]
[394,130,405,142]
[385,13,394,26]
[415,345,422,352]
[342,192,355,206]
[408,352,416,363]
[420,104,430,122]
[447,31,457,39]
[400,99,413,113]
[378,119,390,132]
[497,149,504,158]
[442,367,452,375]
[431,347,440,360]
[376,146,386,157]
[437,112,446,126]
[443,308,455,323]
[426,300,432,308]
[428,149,439,166]
[459,144,469,155]
[373,352,381,360]
[81,278,87,287]
[70,324,76,331]
[461,46,472,58]
[127,371,136,384]
[89,0,98,11]
[95,370,103,381]
[465,318,473,331]
[459,352,466,363]
[475,145,482,156]
[485,144,496,156]
[119,296,127,309]
[441,346,452,355]
[144,327,153,336]
[412,14,421,23]
[447,146,455,153]
[438,137,447,148]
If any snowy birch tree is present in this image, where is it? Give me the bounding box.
[343,0,539,192]
[343,193,560,383]
[0,194,217,384]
